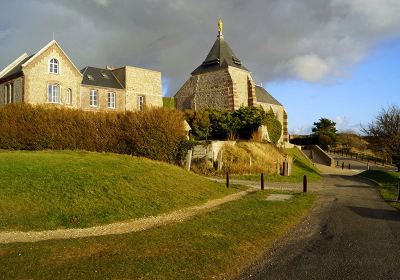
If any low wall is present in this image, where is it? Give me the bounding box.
[303,145,335,167]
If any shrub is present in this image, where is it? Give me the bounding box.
[0,104,186,163]
[264,109,282,144]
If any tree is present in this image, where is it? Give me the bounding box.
[363,105,400,172]
[312,118,337,134]
[312,117,337,149]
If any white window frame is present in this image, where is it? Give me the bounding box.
[137,95,144,111]
[90,89,98,107]
[48,84,60,103]
[66,88,72,105]
[107,92,116,109]
[4,84,8,104]
[49,58,59,74]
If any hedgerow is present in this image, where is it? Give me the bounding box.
[0,104,186,163]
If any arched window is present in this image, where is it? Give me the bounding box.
[49,58,59,74]
[48,84,60,103]
[66,88,72,105]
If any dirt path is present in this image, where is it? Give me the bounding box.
[0,189,256,244]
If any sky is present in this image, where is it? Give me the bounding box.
[0,0,399,134]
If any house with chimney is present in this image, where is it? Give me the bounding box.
[0,40,163,112]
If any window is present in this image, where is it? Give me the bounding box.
[90,89,98,107]
[107,92,115,109]
[87,74,94,81]
[48,84,60,103]
[66,88,72,105]
[101,73,110,79]
[4,83,14,104]
[137,95,144,111]
[49,58,59,74]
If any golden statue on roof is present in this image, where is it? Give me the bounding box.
[218,18,223,35]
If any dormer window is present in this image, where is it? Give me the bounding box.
[101,73,110,79]
[49,58,59,74]
[87,74,94,81]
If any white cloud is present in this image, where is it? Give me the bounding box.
[286,54,330,82]
[88,0,109,7]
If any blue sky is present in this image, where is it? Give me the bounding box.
[1,0,400,134]
[267,37,400,134]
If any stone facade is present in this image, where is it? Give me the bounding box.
[22,43,82,108]
[0,40,163,112]
[80,85,126,112]
[175,66,257,112]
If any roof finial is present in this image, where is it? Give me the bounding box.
[218,18,223,36]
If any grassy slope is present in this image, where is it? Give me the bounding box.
[359,170,400,209]
[0,191,315,280]
[0,150,242,231]
[233,147,321,183]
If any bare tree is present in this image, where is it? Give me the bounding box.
[363,105,400,171]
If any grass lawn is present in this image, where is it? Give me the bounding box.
[0,150,242,231]
[232,147,321,183]
[0,191,315,280]
[359,169,400,209]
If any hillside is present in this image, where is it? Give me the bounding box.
[0,150,242,231]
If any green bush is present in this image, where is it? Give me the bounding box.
[264,110,282,144]
[0,104,186,163]
[162,97,175,109]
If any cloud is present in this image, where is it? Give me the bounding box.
[1,0,400,95]
[282,54,330,82]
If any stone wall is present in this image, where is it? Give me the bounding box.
[22,43,82,108]
[175,69,234,111]
[124,66,163,111]
[80,85,126,112]
[0,77,24,106]
[228,67,255,109]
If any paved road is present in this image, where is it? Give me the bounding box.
[238,171,400,280]
[330,153,397,172]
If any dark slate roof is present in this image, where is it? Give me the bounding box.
[191,35,248,75]
[255,85,282,106]
[81,66,124,89]
[0,55,34,83]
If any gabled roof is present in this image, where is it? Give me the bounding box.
[22,40,82,77]
[255,85,282,106]
[191,35,249,75]
[81,66,124,89]
[0,54,34,83]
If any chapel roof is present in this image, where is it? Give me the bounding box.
[191,20,248,75]
[255,85,282,106]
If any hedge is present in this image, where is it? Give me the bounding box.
[0,104,186,163]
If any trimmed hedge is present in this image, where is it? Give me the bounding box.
[0,104,186,163]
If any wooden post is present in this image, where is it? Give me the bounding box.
[303,175,307,193]
[261,173,264,190]
[348,163,351,170]
[226,172,229,189]
[342,162,344,170]
[397,182,400,202]
[337,161,339,167]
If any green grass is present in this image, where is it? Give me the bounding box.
[0,150,243,231]
[232,147,321,183]
[0,191,315,280]
[359,169,400,209]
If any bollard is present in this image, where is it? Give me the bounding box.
[226,172,229,188]
[348,163,351,170]
[397,182,400,202]
[367,163,370,170]
[261,173,264,191]
[337,161,339,167]
[303,175,307,193]
[342,162,344,170]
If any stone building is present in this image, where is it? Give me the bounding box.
[174,20,288,143]
[0,40,162,112]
